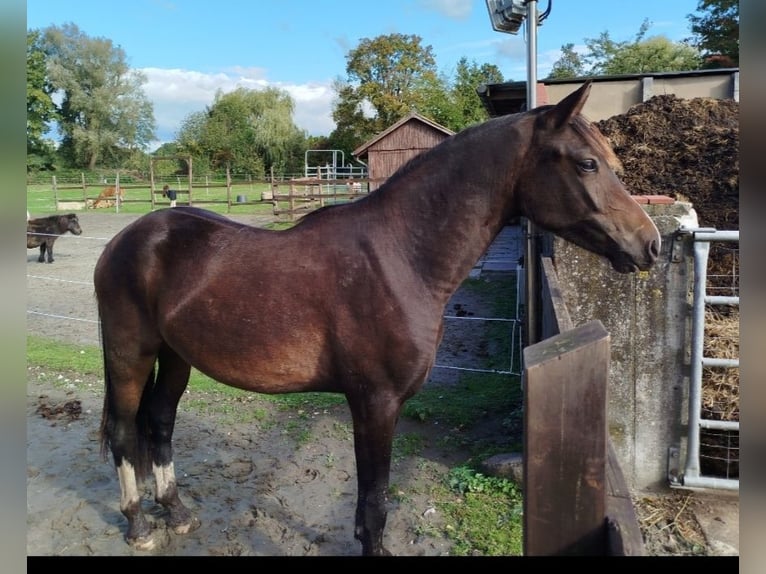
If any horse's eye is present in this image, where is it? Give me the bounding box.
[578,159,598,172]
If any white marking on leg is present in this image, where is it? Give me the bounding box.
[117,460,141,512]
[153,462,176,500]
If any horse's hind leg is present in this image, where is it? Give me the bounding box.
[37,243,45,263]
[148,345,200,535]
[102,351,165,550]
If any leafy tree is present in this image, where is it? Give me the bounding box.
[331,33,439,148]
[600,36,701,75]
[26,29,58,171]
[687,0,739,67]
[547,19,702,79]
[40,23,156,170]
[415,59,504,132]
[176,87,306,178]
[548,43,586,79]
[330,35,503,157]
[449,58,504,130]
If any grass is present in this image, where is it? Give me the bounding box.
[26,272,524,556]
[27,182,276,217]
[26,180,353,221]
[441,466,524,555]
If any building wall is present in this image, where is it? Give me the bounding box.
[544,72,739,121]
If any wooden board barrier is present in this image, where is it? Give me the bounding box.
[523,319,609,555]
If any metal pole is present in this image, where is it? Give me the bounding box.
[524,0,540,347]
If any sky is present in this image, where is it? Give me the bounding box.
[27,0,701,150]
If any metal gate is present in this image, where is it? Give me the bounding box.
[671,228,739,491]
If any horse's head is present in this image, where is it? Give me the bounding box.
[516,81,661,273]
[66,214,83,236]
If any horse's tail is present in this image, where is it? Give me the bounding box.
[98,325,156,482]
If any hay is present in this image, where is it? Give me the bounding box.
[703,307,739,422]
[635,493,708,555]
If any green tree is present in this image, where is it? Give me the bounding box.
[548,43,586,79]
[687,0,739,67]
[176,87,306,178]
[331,33,439,148]
[548,19,701,79]
[415,59,504,132]
[449,58,504,130]
[600,36,701,75]
[26,29,58,171]
[40,23,156,170]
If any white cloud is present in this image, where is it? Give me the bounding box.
[139,66,337,150]
[279,82,336,137]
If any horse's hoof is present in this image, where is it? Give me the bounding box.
[127,527,170,551]
[172,515,201,535]
[363,546,393,556]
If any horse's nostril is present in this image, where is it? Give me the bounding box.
[649,239,660,260]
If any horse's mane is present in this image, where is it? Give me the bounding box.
[378,110,622,191]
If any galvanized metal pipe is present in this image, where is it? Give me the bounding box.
[524,0,540,347]
[682,229,739,491]
[683,238,709,483]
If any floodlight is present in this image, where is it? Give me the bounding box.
[485,0,527,34]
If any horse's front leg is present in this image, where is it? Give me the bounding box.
[348,394,402,556]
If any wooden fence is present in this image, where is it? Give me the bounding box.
[269,177,371,221]
[49,171,371,221]
[521,256,644,556]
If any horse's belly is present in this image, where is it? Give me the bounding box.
[174,335,336,394]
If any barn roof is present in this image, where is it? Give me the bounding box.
[352,113,454,158]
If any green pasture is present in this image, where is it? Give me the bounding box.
[26,178,278,218]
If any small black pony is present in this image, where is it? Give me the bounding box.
[27,213,83,263]
[94,82,661,555]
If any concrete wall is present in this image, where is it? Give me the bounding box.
[544,71,739,122]
[545,201,699,492]
[479,69,739,119]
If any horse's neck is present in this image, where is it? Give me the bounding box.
[374,125,521,298]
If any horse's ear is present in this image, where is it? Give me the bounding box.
[543,80,592,129]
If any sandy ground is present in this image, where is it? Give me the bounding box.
[26,210,511,557]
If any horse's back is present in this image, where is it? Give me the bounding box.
[95,208,261,287]
[26,215,63,247]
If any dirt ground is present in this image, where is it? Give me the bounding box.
[26,211,515,557]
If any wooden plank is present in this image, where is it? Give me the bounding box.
[540,257,573,338]
[523,320,610,555]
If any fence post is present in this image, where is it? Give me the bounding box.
[523,319,609,555]
[226,167,231,212]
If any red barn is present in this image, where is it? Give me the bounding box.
[353,113,454,192]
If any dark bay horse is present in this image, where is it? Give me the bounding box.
[94,82,661,556]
